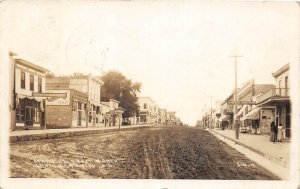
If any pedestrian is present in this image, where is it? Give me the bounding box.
[274,123,278,143]
[270,118,275,142]
[277,123,283,142]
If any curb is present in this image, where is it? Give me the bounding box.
[10,125,153,143]
[210,129,288,168]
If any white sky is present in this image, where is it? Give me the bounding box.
[1,1,299,125]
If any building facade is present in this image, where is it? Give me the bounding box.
[101,99,123,127]
[158,108,167,125]
[220,93,235,129]
[10,52,48,130]
[256,64,291,138]
[236,80,275,134]
[167,111,176,125]
[137,97,156,124]
[46,74,104,127]
[45,89,88,128]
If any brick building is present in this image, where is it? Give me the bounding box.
[45,89,88,128]
[46,74,104,127]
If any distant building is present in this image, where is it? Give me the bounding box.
[9,52,49,130]
[158,108,167,125]
[220,93,235,129]
[154,104,159,124]
[137,97,156,124]
[167,111,176,125]
[100,99,123,127]
[100,102,111,126]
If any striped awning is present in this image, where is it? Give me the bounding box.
[237,105,247,117]
[241,108,260,120]
[219,115,229,122]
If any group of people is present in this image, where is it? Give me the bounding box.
[270,117,284,143]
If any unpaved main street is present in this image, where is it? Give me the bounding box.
[10,126,279,179]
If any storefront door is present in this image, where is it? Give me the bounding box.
[25,106,34,127]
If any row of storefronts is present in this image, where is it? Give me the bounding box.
[137,97,182,126]
[9,52,123,131]
[205,63,291,139]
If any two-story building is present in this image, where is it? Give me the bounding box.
[45,75,89,128]
[220,93,235,129]
[137,97,156,125]
[9,52,49,130]
[236,80,275,134]
[46,74,104,127]
[256,63,291,139]
[100,99,123,127]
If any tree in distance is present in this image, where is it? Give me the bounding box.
[101,71,141,118]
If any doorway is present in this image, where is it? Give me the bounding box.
[25,106,34,128]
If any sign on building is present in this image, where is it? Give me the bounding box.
[40,90,70,106]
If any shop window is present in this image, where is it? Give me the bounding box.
[30,75,34,91]
[38,78,42,93]
[16,98,25,122]
[21,72,25,89]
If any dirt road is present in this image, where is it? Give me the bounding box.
[10,126,279,179]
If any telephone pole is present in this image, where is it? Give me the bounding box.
[229,54,243,139]
[209,96,214,129]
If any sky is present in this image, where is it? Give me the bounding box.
[1,1,299,125]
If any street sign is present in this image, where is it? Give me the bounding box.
[228,101,256,105]
[32,92,67,98]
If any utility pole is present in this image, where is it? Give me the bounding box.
[229,54,243,139]
[209,96,214,129]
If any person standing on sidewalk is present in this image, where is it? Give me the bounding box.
[274,122,278,143]
[277,123,283,142]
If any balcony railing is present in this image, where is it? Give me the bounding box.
[256,88,289,104]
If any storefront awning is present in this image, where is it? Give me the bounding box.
[17,94,46,101]
[33,97,44,102]
[237,105,247,117]
[241,108,260,121]
[218,115,228,122]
